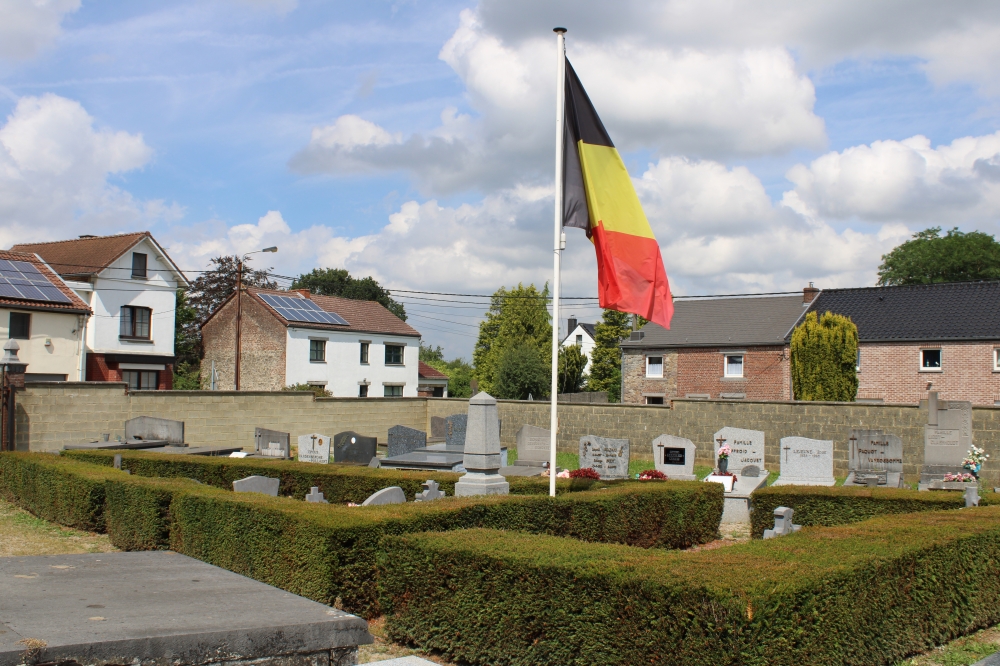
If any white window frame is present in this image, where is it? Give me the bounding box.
[645,355,663,378]
[994,348,1000,373]
[856,348,861,372]
[723,353,745,378]
[919,348,943,372]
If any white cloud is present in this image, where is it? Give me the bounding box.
[0,0,80,61]
[0,93,178,249]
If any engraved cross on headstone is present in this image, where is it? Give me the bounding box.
[784,445,792,462]
[310,434,317,451]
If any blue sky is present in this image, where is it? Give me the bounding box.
[3,0,1000,358]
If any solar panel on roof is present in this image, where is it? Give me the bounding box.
[258,293,349,326]
[0,259,71,304]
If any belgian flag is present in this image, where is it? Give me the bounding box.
[563,59,674,330]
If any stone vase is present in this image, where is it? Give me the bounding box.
[718,457,728,474]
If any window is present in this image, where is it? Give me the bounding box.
[360,342,369,364]
[994,349,1000,372]
[359,384,369,398]
[131,252,147,278]
[122,370,158,390]
[646,356,663,378]
[385,344,404,365]
[575,334,583,345]
[724,354,744,378]
[384,385,403,397]
[309,339,326,363]
[645,396,664,405]
[9,312,30,340]
[120,306,151,339]
[921,349,942,371]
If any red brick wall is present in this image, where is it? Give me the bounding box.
[857,341,1000,405]
[676,346,790,401]
[86,354,119,382]
[201,294,287,391]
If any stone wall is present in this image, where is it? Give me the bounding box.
[14,385,1000,485]
[202,294,287,391]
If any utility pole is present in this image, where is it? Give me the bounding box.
[233,247,278,391]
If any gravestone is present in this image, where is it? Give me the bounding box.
[254,428,290,459]
[713,427,766,474]
[742,465,761,478]
[921,393,974,489]
[297,433,331,464]
[445,414,467,449]
[414,480,445,502]
[966,486,980,508]
[762,506,802,539]
[846,429,903,487]
[125,416,184,445]
[232,475,279,496]
[333,431,377,465]
[773,437,835,486]
[454,393,509,496]
[430,416,446,440]
[113,454,122,470]
[515,425,550,464]
[652,435,696,481]
[361,486,406,506]
[387,426,426,458]
[579,435,630,480]
[305,486,328,503]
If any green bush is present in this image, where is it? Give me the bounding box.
[170,479,723,617]
[104,476,207,551]
[750,485,998,538]
[790,310,859,401]
[62,449,614,499]
[379,507,1000,666]
[0,453,118,531]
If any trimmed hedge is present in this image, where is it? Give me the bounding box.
[379,507,1000,666]
[104,475,208,551]
[62,449,612,500]
[750,485,1000,538]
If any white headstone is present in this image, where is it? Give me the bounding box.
[652,435,696,481]
[414,480,445,502]
[924,400,972,467]
[305,486,328,503]
[454,392,509,496]
[515,425,550,464]
[297,433,331,464]
[773,437,835,486]
[579,436,630,480]
[713,427,765,474]
[232,475,280,496]
[362,486,406,506]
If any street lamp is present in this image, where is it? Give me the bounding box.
[235,247,278,390]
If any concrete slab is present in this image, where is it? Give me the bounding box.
[973,651,1000,666]
[63,439,170,451]
[143,445,245,456]
[0,552,372,666]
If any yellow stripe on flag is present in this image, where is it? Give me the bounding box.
[577,142,655,240]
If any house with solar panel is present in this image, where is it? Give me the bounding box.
[11,233,190,390]
[0,250,93,382]
[200,288,422,395]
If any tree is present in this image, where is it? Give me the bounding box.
[877,227,1000,285]
[586,309,632,402]
[172,289,201,390]
[472,284,552,395]
[558,344,588,394]
[494,343,549,400]
[420,343,474,398]
[790,311,859,402]
[188,255,277,324]
[291,268,406,320]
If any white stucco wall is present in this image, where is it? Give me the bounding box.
[82,237,180,357]
[561,323,596,374]
[0,308,85,379]
[284,327,420,397]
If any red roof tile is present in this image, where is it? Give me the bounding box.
[0,250,91,313]
[11,232,150,277]
[419,361,449,379]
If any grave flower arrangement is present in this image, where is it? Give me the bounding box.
[717,444,732,474]
[569,467,601,480]
[637,469,667,481]
[944,472,977,483]
[962,445,989,477]
[541,469,571,478]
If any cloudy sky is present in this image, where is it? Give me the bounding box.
[3,0,1000,359]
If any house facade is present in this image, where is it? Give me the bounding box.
[417,362,449,397]
[0,250,92,382]
[561,317,596,374]
[201,288,422,395]
[11,232,189,390]
[621,292,812,404]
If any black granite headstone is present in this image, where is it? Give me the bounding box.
[663,447,685,466]
[387,425,426,458]
[333,431,378,464]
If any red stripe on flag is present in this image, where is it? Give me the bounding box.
[591,222,674,329]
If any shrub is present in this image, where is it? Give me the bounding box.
[749,485,998,538]
[0,453,117,531]
[570,467,601,480]
[104,475,207,551]
[379,507,1000,666]
[790,310,859,401]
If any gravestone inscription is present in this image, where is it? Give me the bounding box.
[515,425,550,464]
[387,426,426,458]
[921,393,974,489]
[297,433,330,464]
[773,437,835,486]
[652,435,696,481]
[579,435,630,480]
[848,429,903,486]
[333,431,377,465]
[254,428,290,459]
[713,427,765,474]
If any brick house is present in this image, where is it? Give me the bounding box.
[201,288,421,395]
[621,291,813,404]
[11,232,189,389]
[807,281,1000,406]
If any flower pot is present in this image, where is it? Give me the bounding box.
[718,457,728,474]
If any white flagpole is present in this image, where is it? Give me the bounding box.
[550,27,567,498]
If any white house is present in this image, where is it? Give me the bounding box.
[560,317,597,374]
[12,232,189,389]
[200,288,422,396]
[0,250,92,382]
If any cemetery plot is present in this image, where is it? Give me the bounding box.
[652,434,696,481]
[297,433,331,464]
[333,431,377,465]
[773,436,835,486]
[846,428,903,487]
[255,427,290,459]
[579,436,630,480]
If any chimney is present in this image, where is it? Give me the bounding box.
[567,317,577,334]
[803,282,819,304]
[295,289,311,299]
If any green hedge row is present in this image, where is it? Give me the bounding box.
[2,452,723,618]
[750,485,999,538]
[62,449,612,500]
[379,507,1000,666]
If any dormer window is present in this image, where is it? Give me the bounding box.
[131,252,147,278]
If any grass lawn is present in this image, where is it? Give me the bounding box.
[0,498,116,557]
